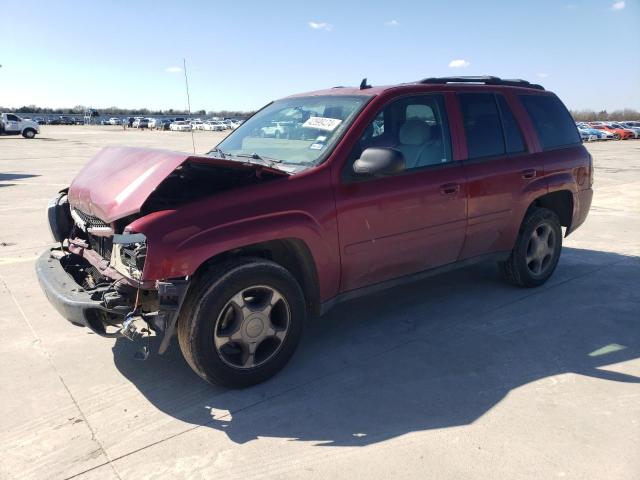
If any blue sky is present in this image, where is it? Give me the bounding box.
[1,0,638,111]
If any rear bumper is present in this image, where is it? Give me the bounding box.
[569,188,593,234]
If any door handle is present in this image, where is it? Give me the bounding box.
[440,183,460,195]
[521,169,536,179]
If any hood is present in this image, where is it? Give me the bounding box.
[68,146,288,223]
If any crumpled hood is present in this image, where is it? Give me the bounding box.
[68,146,287,223]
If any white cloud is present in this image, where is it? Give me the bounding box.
[612,1,625,10]
[385,19,399,27]
[448,59,470,68]
[165,67,182,73]
[309,21,333,31]
[537,72,550,78]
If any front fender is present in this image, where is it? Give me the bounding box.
[140,210,340,301]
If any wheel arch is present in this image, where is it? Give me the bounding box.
[527,190,574,235]
[22,127,37,137]
[192,238,321,318]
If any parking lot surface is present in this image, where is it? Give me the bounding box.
[1,127,638,480]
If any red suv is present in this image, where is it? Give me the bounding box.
[37,76,593,387]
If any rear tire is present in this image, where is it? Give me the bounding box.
[499,207,562,288]
[178,258,306,388]
[22,128,36,139]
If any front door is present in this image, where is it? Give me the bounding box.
[333,94,467,292]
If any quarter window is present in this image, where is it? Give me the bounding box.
[518,94,580,150]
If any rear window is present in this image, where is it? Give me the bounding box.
[519,94,580,150]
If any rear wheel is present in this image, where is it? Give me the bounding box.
[499,207,562,287]
[22,128,36,139]
[178,258,305,388]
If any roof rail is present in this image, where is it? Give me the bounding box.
[418,75,545,91]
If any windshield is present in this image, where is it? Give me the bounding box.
[214,95,368,168]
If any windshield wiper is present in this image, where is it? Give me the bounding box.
[206,147,226,159]
[232,152,283,167]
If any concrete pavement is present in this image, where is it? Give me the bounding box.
[1,127,638,479]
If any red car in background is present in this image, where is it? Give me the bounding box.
[592,124,634,140]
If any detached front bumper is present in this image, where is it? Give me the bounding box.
[36,249,133,335]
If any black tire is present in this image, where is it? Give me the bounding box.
[499,207,562,288]
[22,128,36,139]
[178,257,306,388]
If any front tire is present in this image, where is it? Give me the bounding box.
[499,207,562,288]
[178,258,306,388]
[22,128,36,139]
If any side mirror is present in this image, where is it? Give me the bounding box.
[353,147,405,176]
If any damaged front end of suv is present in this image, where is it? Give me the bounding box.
[37,146,287,358]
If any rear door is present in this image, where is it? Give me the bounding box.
[333,93,467,292]
[457,92,544,259]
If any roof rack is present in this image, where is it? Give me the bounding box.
[418,75,545,91]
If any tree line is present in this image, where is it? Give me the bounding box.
[570,109,639,121]
[2,104,638,121]
[0,105,255,117]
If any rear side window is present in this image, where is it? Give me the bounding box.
[519,94,580,150]
[496,95,525,154]
[459,93,505,159]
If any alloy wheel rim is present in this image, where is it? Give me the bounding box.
[213,285,290,369]
[525,222,556,276]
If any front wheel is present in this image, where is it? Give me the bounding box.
[499,207,562,288]
[178,258,306,388]
[22,129,36,139]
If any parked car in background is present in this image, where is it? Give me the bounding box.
[260,121,288,138]
[148,118,163,129]
[108,118,122,125]
[138,118,150,129]
[59,116,75,125]
[577,124,610,140]
[170,120,192,131]
[609,122,639,139]
[593,124,633,140]
[0,113,40,138]
[37,75,593,387]
[132,117,143,128]
[190,119,205,130]
[620,122,640,137]
[203,120,227,131]
[578,128,595,142]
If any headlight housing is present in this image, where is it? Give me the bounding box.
[111,233,147,281]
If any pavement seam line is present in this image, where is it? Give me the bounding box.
[0,272,123,480]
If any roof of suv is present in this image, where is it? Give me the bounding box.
[289,76,547,98]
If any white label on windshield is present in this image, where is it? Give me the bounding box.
[302,117,342,131]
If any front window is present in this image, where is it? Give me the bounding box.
[213,95,368,168]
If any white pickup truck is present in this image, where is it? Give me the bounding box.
[0,113,40,138]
